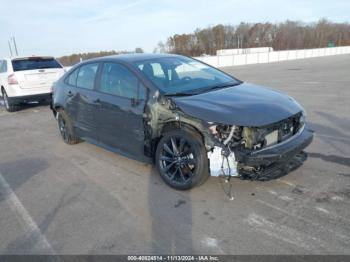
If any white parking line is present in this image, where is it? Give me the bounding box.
[0,172,55,254]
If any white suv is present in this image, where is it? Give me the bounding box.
[0,56,65,112]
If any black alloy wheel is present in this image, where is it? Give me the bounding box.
[57,110,81,145]
[160,136,196,183]
[58,113,69,143]
[156,129,209,190]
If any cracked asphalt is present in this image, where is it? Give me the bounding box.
[0,55,349,254]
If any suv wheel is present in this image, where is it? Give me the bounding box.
[2,89,20,112]
[156,129,209,190]
[57,110,81,145]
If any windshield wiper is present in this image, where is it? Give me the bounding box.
[208,82,241,91]
[165,82,242,97]
[165,92,198,97]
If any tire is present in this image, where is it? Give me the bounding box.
[155,129,209,190]
[2,89,21,112]
[57,110,81,145]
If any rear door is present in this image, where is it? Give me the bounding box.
[12,57,64,91]
[94,62,147,158]
[65,62,100,139]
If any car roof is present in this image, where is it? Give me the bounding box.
[84,53,185,64]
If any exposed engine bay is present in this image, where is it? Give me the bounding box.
[206,112,310,180]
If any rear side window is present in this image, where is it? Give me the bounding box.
[66,68,79,86]
[12,58,62,72]
[0,60,7,73]
[76,63,98,90]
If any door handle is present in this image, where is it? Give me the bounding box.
[67,91,74,97]
[93,98,101,104]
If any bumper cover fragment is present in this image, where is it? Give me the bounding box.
[237,125,314,180]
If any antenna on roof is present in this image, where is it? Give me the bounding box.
[12,37,19,56]
[8,40,13,57]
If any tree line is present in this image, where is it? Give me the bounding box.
[155,19,350,56]
[58,19,350,65]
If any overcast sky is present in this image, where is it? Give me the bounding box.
[0,0,349,58]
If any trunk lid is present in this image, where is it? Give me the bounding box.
[15,69,64,89]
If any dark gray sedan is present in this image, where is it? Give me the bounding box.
[51,54,313,190]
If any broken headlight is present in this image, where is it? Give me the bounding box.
[242,127,267,149]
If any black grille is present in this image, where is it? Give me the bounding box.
[246,112,303,150]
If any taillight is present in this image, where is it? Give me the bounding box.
[8,74,18,85]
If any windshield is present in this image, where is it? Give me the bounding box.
[133,56,240,95]
[12,58,62,72]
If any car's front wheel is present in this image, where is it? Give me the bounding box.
[2,89,20,112]
[57,110,81,145]
[156,129,209,190]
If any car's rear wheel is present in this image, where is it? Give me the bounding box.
[57,110,81,145]
[2,89,20,112]
[156,129,209,190]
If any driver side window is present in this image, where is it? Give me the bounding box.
[99,62,146,100]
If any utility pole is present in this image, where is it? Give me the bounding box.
[8,40,13,57]
[12,37,18,56]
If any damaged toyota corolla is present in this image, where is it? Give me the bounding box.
[51,54,313,190]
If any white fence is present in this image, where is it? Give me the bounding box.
[195,46,350,68]
[216,47,273,56]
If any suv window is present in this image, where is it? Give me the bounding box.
[0,60,7,73]
[99,62,145,99]
[76,63,99,90]
[12,57,62,72]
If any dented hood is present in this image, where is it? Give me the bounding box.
[172,83,303,127]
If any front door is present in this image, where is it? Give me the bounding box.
[94,62,147,159]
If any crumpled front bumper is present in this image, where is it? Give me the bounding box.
[236,124,314,176]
